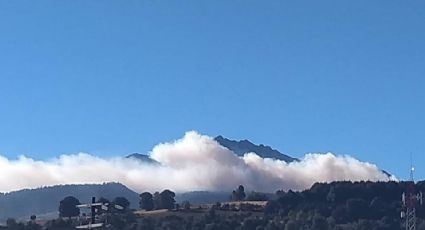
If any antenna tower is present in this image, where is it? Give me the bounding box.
[401,157,423,230]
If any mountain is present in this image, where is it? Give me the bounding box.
[126,153,159,164]
[214,135,298,162]
[127,136,297,164]
[0,183,139,222]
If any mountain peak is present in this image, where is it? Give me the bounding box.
[214,136,298,162]
[126,153,159,164]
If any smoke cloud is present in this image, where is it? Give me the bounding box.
[0,131,394,193]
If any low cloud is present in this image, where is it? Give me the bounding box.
[0,131,394,193]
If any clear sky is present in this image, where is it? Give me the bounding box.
[0,1,424,180]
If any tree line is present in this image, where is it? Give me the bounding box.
[139,190,176,211]
[4,181,425,229]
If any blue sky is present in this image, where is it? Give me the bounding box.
[0,1,424,180]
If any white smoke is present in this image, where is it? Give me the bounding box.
[0,131,394,193]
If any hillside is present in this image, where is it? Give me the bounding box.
[0,183,234,223]
[0,183,139,222]
[132,181,425,230]
[3,181,425,229]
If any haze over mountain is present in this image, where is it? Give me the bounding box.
[0,132,396,222]
[0,131,393,194]
[127,135,298,164]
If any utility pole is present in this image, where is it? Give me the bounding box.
[401,162,423,230]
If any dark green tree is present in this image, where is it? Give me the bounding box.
[231,185,246,201]
[159,189,176,210]
[140,192,154,211]
[97,197,110,205]
[59,196,80,219]
[153,192,161,209]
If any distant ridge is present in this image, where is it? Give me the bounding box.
[214,135,298,162]
[0,183,234,222]
[0,183,139,222]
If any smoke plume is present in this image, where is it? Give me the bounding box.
[0,131,394,193]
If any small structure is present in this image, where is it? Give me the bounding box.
[76,197,104,229]
[75,197,123,229]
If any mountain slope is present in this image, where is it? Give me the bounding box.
[0,183,139,222]
[215,135,298,162]
[0,183,233,222]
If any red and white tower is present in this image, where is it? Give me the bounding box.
[401,166,423,230]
